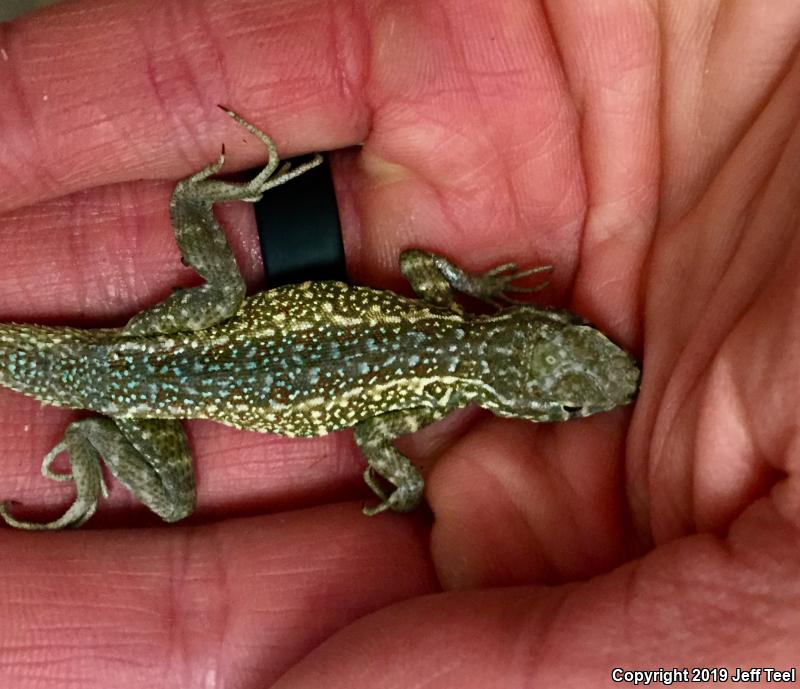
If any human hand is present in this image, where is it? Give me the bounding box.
[1,1,798,687]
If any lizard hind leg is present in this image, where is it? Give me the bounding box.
[0,417,195,530]
[0,420,110,530]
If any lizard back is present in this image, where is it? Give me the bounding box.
[0,281,486,436]
[102,280,484,435]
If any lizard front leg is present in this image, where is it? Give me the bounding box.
[400,248,552,311]
[125,109,323,336]
[355,407,446,515]
[0,417,194,529]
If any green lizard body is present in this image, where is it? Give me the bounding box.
[0,111,640,530]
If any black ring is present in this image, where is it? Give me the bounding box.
[252,155,347,286]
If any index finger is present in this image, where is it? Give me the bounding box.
[0,0,367,212]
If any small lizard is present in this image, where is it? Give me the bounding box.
[0,110,640,530]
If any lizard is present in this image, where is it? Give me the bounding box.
[0,109,641,530]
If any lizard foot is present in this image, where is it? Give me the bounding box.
[474,262,554,306]
[0,440,108,530]
[362,468,424,516]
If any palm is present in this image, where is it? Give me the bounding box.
[1,2,798,688]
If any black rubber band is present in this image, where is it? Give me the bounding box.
[253,155,347,286]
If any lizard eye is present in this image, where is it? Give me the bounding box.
[561,404,583,414]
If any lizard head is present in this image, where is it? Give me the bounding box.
[483,315,641,422]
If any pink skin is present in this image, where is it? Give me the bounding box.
[1,0,799,686]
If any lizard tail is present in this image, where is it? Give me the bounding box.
[0,324,109,409]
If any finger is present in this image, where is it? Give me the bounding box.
[645,1,800,223]
[0,504,438,687]
[0,0,367,213]
[4,0,578,297]
[344,0,589,288]
[546,1,661,340]
[428,415,632,589]
[274,500,800,688]
[0,180,261,322]
[6,0,587,298]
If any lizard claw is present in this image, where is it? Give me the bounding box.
[474,263,553,305]
[362,500,391,516]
